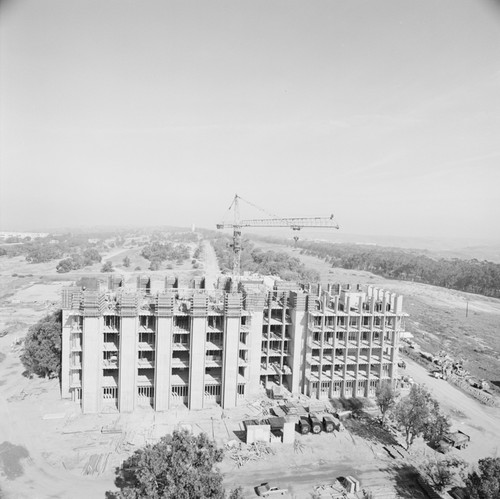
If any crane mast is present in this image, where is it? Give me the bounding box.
[216,194,339,282]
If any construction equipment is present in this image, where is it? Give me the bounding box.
[217,194,339,282]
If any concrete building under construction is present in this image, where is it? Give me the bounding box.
[61,275,407,413]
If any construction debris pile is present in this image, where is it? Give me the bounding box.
[225,440,275,467]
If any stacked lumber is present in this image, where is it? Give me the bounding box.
[82,453,110,476]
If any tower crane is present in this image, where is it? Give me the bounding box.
[216,194,340,281]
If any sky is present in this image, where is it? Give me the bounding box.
[1,0,500,241]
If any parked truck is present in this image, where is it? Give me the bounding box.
[308,414,322,434]
[438,430,470,452]
[322,414,338,433]
[255,482,289,497]
[298,416,310,435]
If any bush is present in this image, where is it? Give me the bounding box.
[20,311,62,378]
[101,261,114,273]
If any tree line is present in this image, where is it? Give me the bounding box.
[141,241,191,269]
[292,241,500,298]
[56,248,103,273]
[210,235,320,282]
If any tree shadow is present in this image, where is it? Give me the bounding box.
[343,412,398,446]
[392,465,429,499]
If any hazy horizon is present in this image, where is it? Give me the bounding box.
[1,0,500,240]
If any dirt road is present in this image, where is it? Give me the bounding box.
[202,240,221,289]
[402,356,500,463]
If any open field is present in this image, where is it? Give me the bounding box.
[254,240,500,393]
[1,243,499,498]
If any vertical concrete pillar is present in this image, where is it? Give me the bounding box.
[189,294,208,410]
[82,316,102,414]
[222,293,242,409]
[379,292,388,380]
[222,315,240,409]
[61,311,72,399]
[246,293,265,397]
[155,316,173,411]
[119,316,138,412]
[189,316,206,409]
[289,291,307,395]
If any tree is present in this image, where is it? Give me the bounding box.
[112,430,225,498]
[422,456,466,491]
[149,259,161,271]
[392,384,444,450]
[464,457,500,499]
[101,261,114,273]
[123,256,131,268]
[83,248,102,265]
[20,310,62,378]
[375,381,396,424]
[422,400,451,448]
[56,258,74,273]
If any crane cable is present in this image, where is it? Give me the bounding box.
[235,194,281,220]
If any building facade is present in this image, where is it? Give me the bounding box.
[61,276,406,413]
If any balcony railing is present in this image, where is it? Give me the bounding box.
[138,342,155,351]
[103,342,118,352]
[171,358,190,368]
[172,342,190,351]
[137,358,155,369]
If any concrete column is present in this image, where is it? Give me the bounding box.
[154,316,172,411]
[289,291,308,396]
[222,316,240,409]
[61,311,72,399]
[380,293,388,380]
[247,310,264,397]
[189,315,206,410]
[119,316,138,412]
[82,316,102,414]
[289,308,307,395]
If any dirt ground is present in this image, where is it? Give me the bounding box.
[1,246,499,498]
